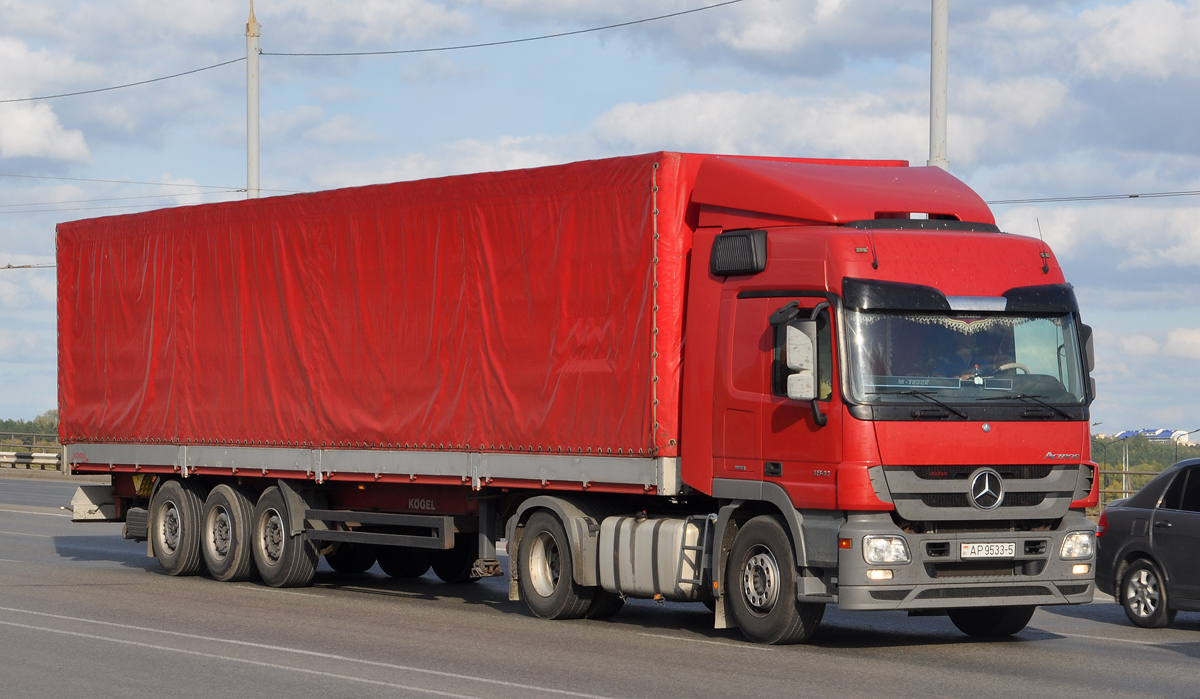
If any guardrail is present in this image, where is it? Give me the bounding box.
[0,451,63,470]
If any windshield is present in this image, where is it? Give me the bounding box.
[846,310,1087,405]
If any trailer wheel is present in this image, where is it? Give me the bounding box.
[726,515,824,644]
[585,590,625,619]
[947,605,1036,637]
[518,511,594,619]
[324,543,377,574]
[251,486,318,587]
[432,534,480,584]
[376,547,432,579]
[200,484,257,582]
[150,479,207,576]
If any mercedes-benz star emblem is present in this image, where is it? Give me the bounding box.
[969,469,1004,510]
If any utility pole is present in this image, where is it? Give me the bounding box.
[928,0,949,171]
[246,1,261,199]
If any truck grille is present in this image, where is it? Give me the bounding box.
[913,464,1053,480]
[920,492,1046,508]
[915,585,1050,600]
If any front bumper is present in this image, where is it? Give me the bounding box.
[835,511,1095,611]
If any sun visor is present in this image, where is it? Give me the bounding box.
[692,157,995,225]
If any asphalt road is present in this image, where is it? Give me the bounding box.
[0,472,1196,698]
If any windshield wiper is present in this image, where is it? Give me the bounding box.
[871,390,968,420]
[978,393,1072,419]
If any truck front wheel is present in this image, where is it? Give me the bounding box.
[518,511,594,619]
[251,486,318,587]
[150,479,207,576]
[726,515,824,644]
[201,484,257,582]
[947,605,1036,637]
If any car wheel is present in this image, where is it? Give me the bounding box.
[1121,559,1175,628]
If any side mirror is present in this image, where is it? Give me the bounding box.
[783,322,817,402]
[1080,323,1095,372]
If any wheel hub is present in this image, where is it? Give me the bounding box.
[527,532,561,598]
[742,548,780,613]
[211,508,231,558]
[161,501,181,553]
[1127,569,1160,617]
[262,509,284,563]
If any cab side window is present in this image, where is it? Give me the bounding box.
[1181,469,1200,512]
[815,308,832,401]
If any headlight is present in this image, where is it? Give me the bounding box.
[863,536,910,564]
[1060,531,1095,559]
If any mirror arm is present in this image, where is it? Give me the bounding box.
[811,399,828,428]
[809,301,830,320]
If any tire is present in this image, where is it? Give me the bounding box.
[947,606,1036,637]
[200,484,257,582]
[1121,559,1176,628]
[150,478,208,576]
[432,534,481,584]
[518,511,595,619]
[324,543,377,574]
[376,547,432,579]
[726,515,824,644]
[251,486,319,587]
[585,589,625,619]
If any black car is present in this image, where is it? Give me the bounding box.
[1096,458,1200,627]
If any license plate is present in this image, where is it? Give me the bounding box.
[961,542,1015,559]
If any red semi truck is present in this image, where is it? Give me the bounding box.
[59,152,1098,644]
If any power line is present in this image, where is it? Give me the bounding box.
[5,2,744,103]
[987,190,1200,205]
[0,173,298,193]
[0,58,246,104]
[266,0,746,57]
[0,191,245,209]
[0,264,55,270]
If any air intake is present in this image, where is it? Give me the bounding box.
[710,229,767,276]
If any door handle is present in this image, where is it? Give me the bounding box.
[1154,520,1172,529]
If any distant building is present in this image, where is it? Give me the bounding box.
[1111,428,1195,444]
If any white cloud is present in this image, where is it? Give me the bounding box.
[995,204,1200,269]
[0,104,89,162]
[1119,334,1161,356]
[1075,0,1200,79]
[1164,327,1200,360]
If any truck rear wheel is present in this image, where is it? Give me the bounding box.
[376,547,432,578]
[519,511,594,619]
[432,534,480,584]
[150,479,207,576]
[251,486,318,587]
[947,605,1036,637]
[200,484,257,582]
[726,515,824,644]
[324,543,377,574]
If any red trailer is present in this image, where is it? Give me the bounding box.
[60,152,1098,643]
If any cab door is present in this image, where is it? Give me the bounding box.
[759,295,841,509]
[711,294,770,481]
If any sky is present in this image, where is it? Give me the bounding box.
[2,0,1199,435]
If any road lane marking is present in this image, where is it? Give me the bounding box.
[0,559,22,563]
[1039,631,1172,647]
[0,507,73,518]
[235,585,323,598]
[0,530,52,538]
[0,606,624,699]
[636,632,774,651]
[0,619,487,699]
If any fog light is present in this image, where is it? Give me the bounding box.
[1072,564,1091,575]
[863,536,910,564]
[1060,531,1095,559]
[866,569,893,581]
